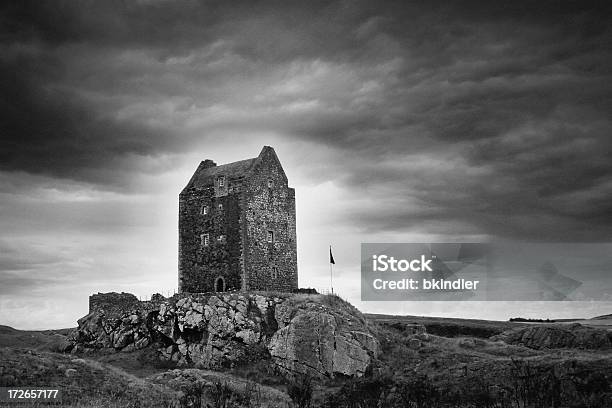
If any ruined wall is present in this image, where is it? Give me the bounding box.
[178,183,244,293]
[89,292,168,316]
[88,292,140,315]
[243,149,298,291]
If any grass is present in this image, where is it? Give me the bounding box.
[359,318,612,407]
[2,299,612,407]
[148,368,291,408]
[0,347,293,407]
[0,325,74,352]
[0,347,179,407]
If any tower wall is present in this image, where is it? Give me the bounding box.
[178,185,244,293]
[243,149,298,291]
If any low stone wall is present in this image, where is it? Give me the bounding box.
[89,292,140,315]
[89,292,167,316]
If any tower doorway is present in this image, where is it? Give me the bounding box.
[215,277,225,292]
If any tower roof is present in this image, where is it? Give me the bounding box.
[181,146,281,193]
[188,157,257,189]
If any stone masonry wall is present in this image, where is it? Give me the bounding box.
[178,184,244,293]
[89,292,140,315]
[89,292,168,316]
[243,149,297,291]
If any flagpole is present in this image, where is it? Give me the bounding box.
[330,245,334,294]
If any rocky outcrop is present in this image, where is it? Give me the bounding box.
[268,296,380,377]
[492,323,612,350]
[67,292,380,378]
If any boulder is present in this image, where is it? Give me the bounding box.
[268,307,379,377]
[65,368,77,377]
[407,338,422,350]
[458,338,475,349]
[57,339,75,353]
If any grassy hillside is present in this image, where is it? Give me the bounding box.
[0,347,179,407]
[1,304,611,407]
[0,347,290,407]
[0,325,73,351]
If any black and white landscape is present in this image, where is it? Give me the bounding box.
[1,1,611,407]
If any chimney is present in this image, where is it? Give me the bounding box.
[201,159,217,169]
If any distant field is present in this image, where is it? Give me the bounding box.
[366,313,612,336]
[366,313,522,327]
[564,318,612,328]
[366,313,525,338]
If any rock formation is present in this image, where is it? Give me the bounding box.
[492,323,612,350]
[67,292,380,378]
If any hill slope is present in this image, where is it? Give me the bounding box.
[0,325,73,350]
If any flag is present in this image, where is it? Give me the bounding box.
[329,246,335,264]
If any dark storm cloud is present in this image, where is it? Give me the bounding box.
[0,60,171,184]
[1,0,611,239]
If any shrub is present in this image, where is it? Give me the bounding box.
[394,374,440,408]
[178,381,206,408]
[206,380,234,408]
[288,374,313,408]
[240,381,262,408]
[567,369,612,408]
[292,288,318,294]
[323,373,394,408]
[137,347,178,370]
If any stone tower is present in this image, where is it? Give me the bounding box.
[178,146,298,293]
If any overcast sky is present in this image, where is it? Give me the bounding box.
[1,0,611,329]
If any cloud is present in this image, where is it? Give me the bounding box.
[2,0,611,234]
[2,0,612,234]
[1,1,612,327]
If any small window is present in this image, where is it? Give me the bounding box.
[200,205,209,215]
[267,179,274,188]
[267,230,274,243]
[218,203,223,211]
[218,176,225,187]
[200,233,209,247]
[271,266,278,279]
